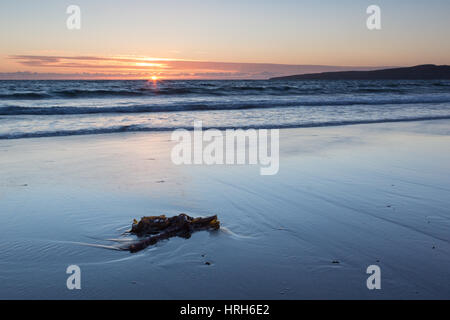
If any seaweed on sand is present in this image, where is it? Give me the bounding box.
[125,214,220,253]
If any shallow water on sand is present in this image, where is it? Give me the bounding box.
[0,121,449,299]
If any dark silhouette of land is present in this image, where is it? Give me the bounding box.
[270,64,450,80]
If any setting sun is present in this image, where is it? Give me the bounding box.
[151,76,158,81]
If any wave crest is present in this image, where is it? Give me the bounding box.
[2,115,450,140]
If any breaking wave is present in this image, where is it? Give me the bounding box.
[2,115,450,140]
[2,95,450,115]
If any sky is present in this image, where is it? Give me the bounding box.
[1,0,449,79]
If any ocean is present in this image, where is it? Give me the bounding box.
[1,79,450,139]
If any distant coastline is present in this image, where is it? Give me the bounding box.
[270,64,450,80]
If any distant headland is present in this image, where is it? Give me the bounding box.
[270,64,450,80]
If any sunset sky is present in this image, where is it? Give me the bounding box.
[1,0,449,79]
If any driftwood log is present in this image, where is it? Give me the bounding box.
[125,214,220,253]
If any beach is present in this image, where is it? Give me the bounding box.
[1,119,449,299]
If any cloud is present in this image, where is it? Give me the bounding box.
[5,55,387,79]
[0,71,145,80]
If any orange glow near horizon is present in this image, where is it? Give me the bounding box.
[0,54,428,80]
[135,62,166,68]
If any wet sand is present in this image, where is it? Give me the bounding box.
[0,120,449,299]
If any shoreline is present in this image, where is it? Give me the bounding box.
[2,115,450,141]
